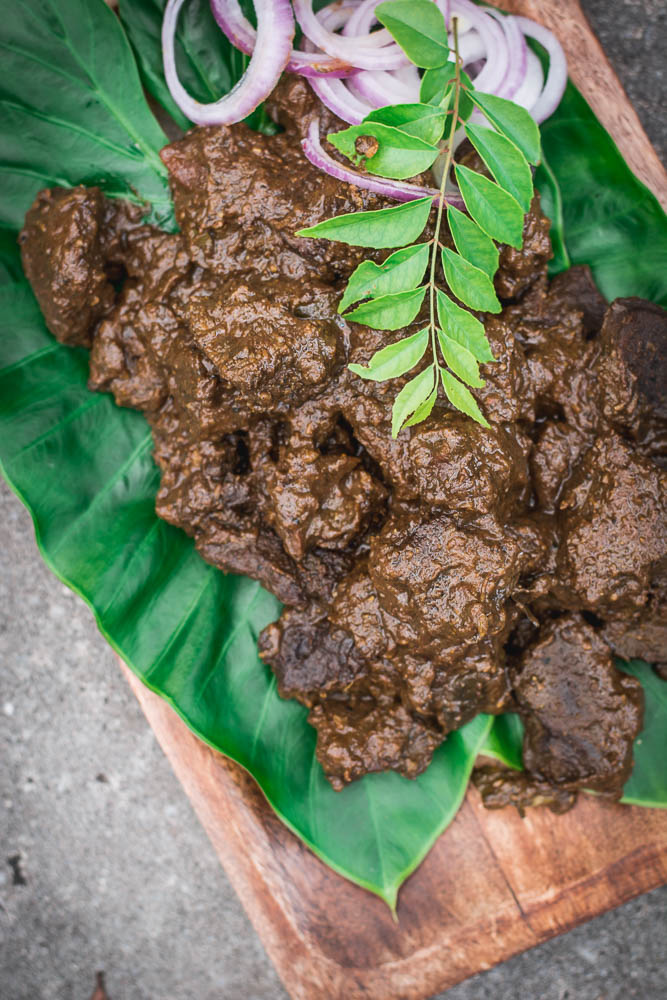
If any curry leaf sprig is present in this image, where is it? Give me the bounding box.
[297,0,541,436]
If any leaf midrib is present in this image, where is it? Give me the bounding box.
[8,0,167,179]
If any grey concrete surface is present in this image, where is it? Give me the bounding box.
[1,2,666,999]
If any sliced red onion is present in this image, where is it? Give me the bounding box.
[342,0,384,37]
[348,69,419,107]
[209,0,357,77]
[487,10,527,100]
[512,48,544,112]
[309,75,373,124]
[293,0,409,71]
[513,16,567,123]
[302,1,373,122]
[164,0,295,125]
[458,29,485,68]
[450,0,509,96]
[301,117,467,207]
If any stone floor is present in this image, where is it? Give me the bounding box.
[1,2,666,998]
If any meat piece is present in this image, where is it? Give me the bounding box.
[186,277,345,420]
[19,187,115,346]
[507,274,601,434]
[369,512,521,649]
[263,441,386,560]
[340,364,530,515]
[475,315,535,423]
[548,265,608,335]
[259,603,367,707]
[602,579,667,667]
[161,120,389,282]
[473,764,577,815]
[530,421,589,513]
[494,194,553,300]
[401,638,510,732]
[512,616,644,798]
[597,297,667,464]
[309,697,442,789]
[556,434,667,616]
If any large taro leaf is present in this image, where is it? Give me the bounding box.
[0,0,174,230]
[0,276,492,909]
[535,82,667,305]
[480,660,667,809]
[1,0,667,910]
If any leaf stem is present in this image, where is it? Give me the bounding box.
[427,17,462,377]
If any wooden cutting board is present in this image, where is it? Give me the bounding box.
[120,2,667,997]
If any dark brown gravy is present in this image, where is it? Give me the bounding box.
[19,78,666,809]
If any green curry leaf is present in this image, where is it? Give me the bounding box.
[470,91,541,165]
[345,286,427,330]
[339,243,430,312]
[441,246,502,313]
[465,123,534,213]
[446,205,499,280]
[297,197,433,248]
[455,165,525,249]
[375,0,449,69]
[349,326,430,381]
[391,363,437,436]
[327,122,439,180]
[365,103,448,145]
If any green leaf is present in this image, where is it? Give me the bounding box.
[480,714,524,770]
[0,275,496,909]
[296,197,433,249]
[438,329,485,388]
[365,104,447,145]
[470,91,541,165]
[403,385,438,427]
[455,165,525,249]
[327,122,439,180]
[436,289,495,363]
[339,244,430,312]
[349,326,429,381]
[391,364,437,437]
[533,148,571,273]
[617,660,667,807]
[464,123,534,213]
[420,63,456,106]
[345,287,427,330]
[376,1,449,69]
[0,0,174,231]
[536,82,667,305]
[447,205,499,280]
[441,246,501,313]
[0,229,22,284]
[440,368,489,427]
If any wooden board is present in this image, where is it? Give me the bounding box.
[124,666,667,1000]
[120,2,667,998]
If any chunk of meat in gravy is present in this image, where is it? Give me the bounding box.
[512,616,644,798]
[555,434,667,616]
[20,187,117,346]
[17,80,667,803]
[597,297,667,465]
[309,698,443,790]
[473,764,578,815]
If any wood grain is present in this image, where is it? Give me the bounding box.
[119,3,667,998]
[123,665,667,1000]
